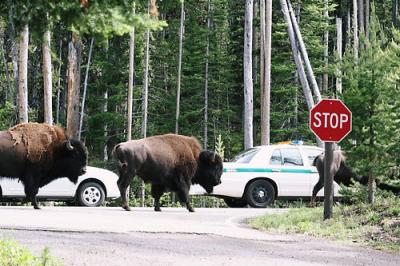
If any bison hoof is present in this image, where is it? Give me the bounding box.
[188,207,195,212]
[154,206,162,212]
[122,205,131,211]
[34,205,41,210]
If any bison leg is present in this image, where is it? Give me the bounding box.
[117,174,134,211]
[23,175,40,210]
[311,179,324,207]
[151,184,165,212]
[176,186,194,212]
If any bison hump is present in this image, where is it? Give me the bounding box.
[8,123,68,163]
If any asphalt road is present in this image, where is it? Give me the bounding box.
[0,206,399,266]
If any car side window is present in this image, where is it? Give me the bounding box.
[269,149,282,165]
[281,148,303,166]
[303,148,323,165]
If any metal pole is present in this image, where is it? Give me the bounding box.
[324,141,334,219]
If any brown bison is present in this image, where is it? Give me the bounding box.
[0,123,88,209]
[311,150,399,205]
[113,134,223,212]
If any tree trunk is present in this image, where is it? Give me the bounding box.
[9,1,18,104]
[78,37,94,140]
[281,0,314,110]
[336,17,343,95]
[204,0,211,149]
[66,32,82,139]
[175,0,185,134]
[56,40,62,125]
[103,89,108,161]
[365,0,370,38]
[252,0,258,85]
[358,0,365,34]
[127,14,135,141]
[353,0,359,60]
[244,0,254,149]
[43,27,53,125]
[323,0,329,93]
[18,24,29,123]
[260,0,272,145]
[287,0,322,102]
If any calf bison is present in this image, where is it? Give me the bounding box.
[311,150,399,205]
[113,134,223,212]
[0,123,88,209]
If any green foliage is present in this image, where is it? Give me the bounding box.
[0,239,61,266]
[251,191,400,251]
[0,102,16,130]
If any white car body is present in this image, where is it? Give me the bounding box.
[0,166,120,206]
[190,143,341,206]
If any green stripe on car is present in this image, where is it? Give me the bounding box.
[223,168,314,174]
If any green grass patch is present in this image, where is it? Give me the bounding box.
[0,239,62,266]
[251,194,400,252]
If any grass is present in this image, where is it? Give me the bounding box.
[0,239,62,266]
[250,193,400,252]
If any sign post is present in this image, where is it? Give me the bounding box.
[310,99,352,219]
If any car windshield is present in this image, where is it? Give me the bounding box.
[231,148,259,163]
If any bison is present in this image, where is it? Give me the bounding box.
[311,150,399,205]
[113,134,223,212]
[0,123,88,209]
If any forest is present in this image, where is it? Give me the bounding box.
[0,0,400,200]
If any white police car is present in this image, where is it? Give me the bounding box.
[191,141,341,208]
[0,166,120,207]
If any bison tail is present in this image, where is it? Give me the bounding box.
[112,144,128,169]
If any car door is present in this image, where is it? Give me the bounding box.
[36,178,76,197]
[269,147,313,197]
[0,178,25,197]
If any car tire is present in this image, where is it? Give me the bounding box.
[77,182,105,207]
[245,180,275,208]
[224,197,248,208]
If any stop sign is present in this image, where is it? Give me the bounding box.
[310,99,352,142]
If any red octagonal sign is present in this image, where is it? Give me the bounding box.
[310,99,352,142]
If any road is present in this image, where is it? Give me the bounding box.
[0,206,399,266]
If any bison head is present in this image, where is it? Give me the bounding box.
[194,150,223,194]
[52,139,88,183]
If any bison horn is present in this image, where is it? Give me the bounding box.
[66,140,74,151]
[211,152,216,163]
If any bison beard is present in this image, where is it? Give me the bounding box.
[0,123,88,209]
[113,134,223,212]
[311,150,399,205]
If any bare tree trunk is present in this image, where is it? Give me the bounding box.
[365,0,370,38]
[78,37,94,140]
[358,0,365,34]
[353,0,359,60]
[175,0,185,134]
[103,89,108,161]
[252,0,258,85]
[127,13,135,141]
[336,17,343,95]
[281,0,314,110]
[43,26,53,125]
[18,24,29,123]
[67,32,82,139]
[9,1,18,103]
[204,0,211,149]
[260,0,272,145]
[287,0,322,102]
[244,0,254,149]
[347,8,351,47]
[56,40,62,125]
[323,0,329,93]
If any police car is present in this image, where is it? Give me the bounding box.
[191,141,341,208]
[0,166,120,207]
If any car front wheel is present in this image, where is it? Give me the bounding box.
[245,180,275,208]
[77,182,105,207]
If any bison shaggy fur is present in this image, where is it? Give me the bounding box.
[0,123,88,209]
[113,134,223,212]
